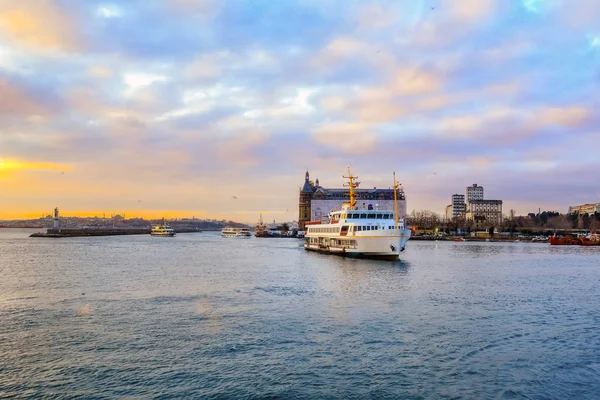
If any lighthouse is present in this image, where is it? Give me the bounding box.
[53,208,60,229]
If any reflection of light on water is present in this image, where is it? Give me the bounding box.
[318,258,410,324]
[195,297,223,335]
[195,298,212,315]
[77,304,93,316]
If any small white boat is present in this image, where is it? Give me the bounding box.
[151,224,176,236]
[221,227,252,238]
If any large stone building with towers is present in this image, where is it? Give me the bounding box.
[298,171,407,230]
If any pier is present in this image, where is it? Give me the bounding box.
[30,227,202,238]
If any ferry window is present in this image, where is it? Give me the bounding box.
[360,214,367,219]
[367,213,375,219]
[376,214,383,219]
[357,226,361,231]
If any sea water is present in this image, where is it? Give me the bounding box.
[1,229,599,399]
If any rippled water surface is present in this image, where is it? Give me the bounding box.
[1,229,599,399]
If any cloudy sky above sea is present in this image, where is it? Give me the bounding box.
[0,0,599,221]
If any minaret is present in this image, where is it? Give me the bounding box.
[53,207,60,229]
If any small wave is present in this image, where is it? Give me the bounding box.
[4,296,38,302]
[254,286,315,297]
[496,389,534,399]
[149,295,202,304]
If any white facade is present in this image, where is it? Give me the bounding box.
[310,199,406,223]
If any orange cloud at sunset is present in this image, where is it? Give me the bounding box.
[0,0,81,51]
[0,157,71,177]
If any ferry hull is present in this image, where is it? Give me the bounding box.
[304,246,405,261]
[222,234,252,238]
[304,229,411,261]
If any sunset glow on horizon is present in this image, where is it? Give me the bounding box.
[1,0,599,222]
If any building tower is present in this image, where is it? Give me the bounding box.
[466,184,484,203]
[53,207,60,229]
[298,171,314,230]
[451,194,466,219]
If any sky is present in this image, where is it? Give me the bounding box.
[0,0,599,222]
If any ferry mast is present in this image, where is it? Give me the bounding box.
[393,172,400,229]
[343,167,359,209]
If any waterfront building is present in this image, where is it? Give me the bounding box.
[568,203,600,215]
[298,171,407,230]
[451,194,466,219]
[466,184,484,203]
[445,205,453,221]
[466,199,503,227]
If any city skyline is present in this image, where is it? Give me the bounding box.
[1,0,599,223]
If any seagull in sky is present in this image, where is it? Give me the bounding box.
[232,196,238,200]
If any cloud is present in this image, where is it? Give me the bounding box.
[356,2,403,30]
[312,123,377,154]
[391,67,442,95]
[0,0,82,52]
[0,0,599,221]
[0,75,62,117]
[0,157,71,178]
[451,0,498,21]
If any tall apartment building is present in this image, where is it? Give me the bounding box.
[568,203,600,214]
[466,184,484,202]
[451,194,466,219]
[462,184,503,227]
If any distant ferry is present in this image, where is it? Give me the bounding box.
[254,215,268,237]
[304,168,411,261]
[151,224,176,237]
[221,227,252,238]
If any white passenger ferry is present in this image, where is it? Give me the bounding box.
[304,168,411,261]
[221,227,252,238]
[151,224,176,236]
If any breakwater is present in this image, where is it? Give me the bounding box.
[30,227,202,238]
